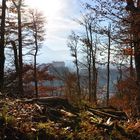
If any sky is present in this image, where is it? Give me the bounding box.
[25,0,84,63]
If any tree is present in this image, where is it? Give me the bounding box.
[27,9,46,98]
[0,0,6,92]
[3,0,33,96]
[85,0,140,113]
[10,41,19,74]
[96,24,112,106]
[12,0,24,95]
[125,0,140,82]
[125,0,140,114]
[84,0,135,103]
[68,31,81,98]
[79,13,98,104]
[106,25,111,106]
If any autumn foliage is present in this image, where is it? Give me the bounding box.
[4,63,64,97]
[109,77,139,117]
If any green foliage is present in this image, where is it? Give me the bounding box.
[1,104,8,118]
[0,104,16,127]
[37,121,74,139]
[35,112,113,140]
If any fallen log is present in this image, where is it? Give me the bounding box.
[105,110,128,120]
[37,97,79,113]
[84,105,128,121]
[88,108,127,120]
[36,97,69,106]
[94,106,128,120]
[23,96,78,112]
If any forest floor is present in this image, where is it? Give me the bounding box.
[0,96,140,140]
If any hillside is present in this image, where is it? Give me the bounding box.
[0,96,140,140]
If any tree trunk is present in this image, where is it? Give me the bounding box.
[126,0,140,115]
[133,33,140,115]
[75,55,81,97]
[34,25,39,98]
[130,34,134,77]
[34,38,38,98]
[106,26,111,106]
[89,23,97,104]
[0,0,6,92]
[17,3,23,95]
[85,25,92,102]
[11,41,19,75]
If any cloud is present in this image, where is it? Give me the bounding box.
[41,2,82,53]
[25,0,82,62]
[47,18,81,39]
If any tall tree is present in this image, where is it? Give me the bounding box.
[28,9,46,98]
[84,0,135,102]
[0,0,6,92]
[12,0,24,95]
[106,25,111,106]
[125,0,140,83]
[125,0,140,114]
[68,31,81,98]
[80,13,98,104]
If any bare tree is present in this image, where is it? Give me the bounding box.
[79,13,98,104]
[68,31,81,98]
[28,9,46,98]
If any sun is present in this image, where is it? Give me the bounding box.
[25,0,62,19]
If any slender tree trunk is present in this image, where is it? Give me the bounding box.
[0,0,6,92]
[92,57,97,104]
[17,6,23,95]
[68,32,81,99]
[89,25,97,104]
[106,26,111,106]
[11,41,19,75]
[12,0,23,95]
[29,9,46,98]
[75,55,81,97]
[33,18,39,98]
[85,25,92,102]
[34,37,38,98]
[130,34,134,77]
